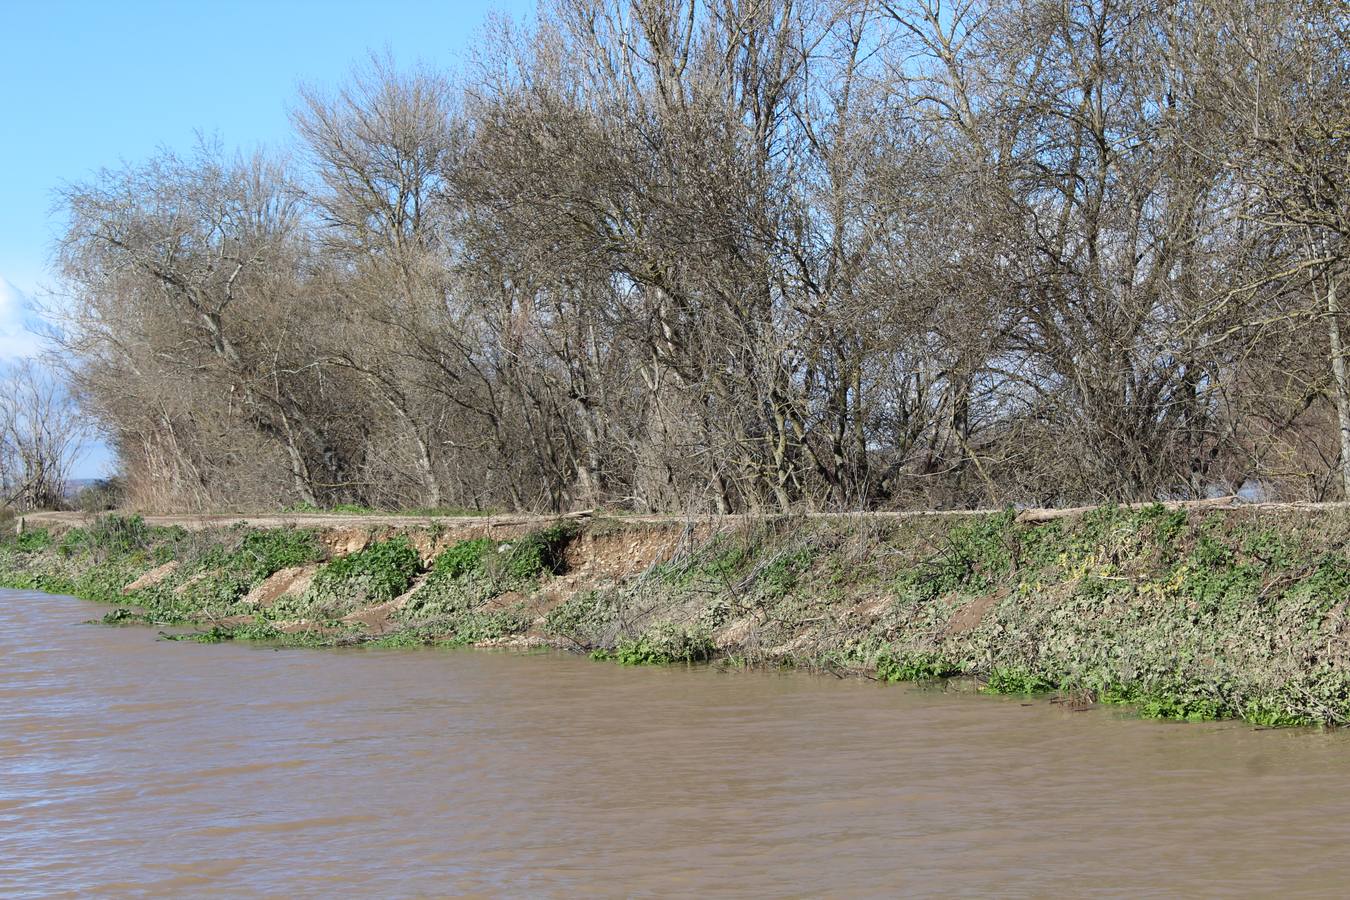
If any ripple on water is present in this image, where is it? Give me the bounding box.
[3,587,1350,897]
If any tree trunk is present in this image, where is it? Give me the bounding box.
[1327,273,1350,498]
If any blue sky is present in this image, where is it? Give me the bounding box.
[0,0,533,477]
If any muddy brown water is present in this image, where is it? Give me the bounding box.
[4,588,1350,898]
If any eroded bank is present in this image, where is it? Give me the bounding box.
[5,504,1350,726]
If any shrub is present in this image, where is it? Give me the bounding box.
[14,528,53,552]
[310,535,420,604]
[235,528,323,578]
[874,651,960,682]
[445,608,530,644]
[757,547,813,598]
[71,561,141,605]
[73,478,124,513]
[900,510,1016,601]
[613,622,714,665]
[1136,685,1228,722]
[433,538,494,579]
[86,514,153,555]
[502,523,576,581]
[983,666,1055,694]
[543,589,624,645]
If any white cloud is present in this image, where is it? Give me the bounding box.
[0,276,47,361]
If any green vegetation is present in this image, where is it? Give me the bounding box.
[395,525,579,644]
[9,506,1350,727]
[433,538,494,578]
[874,651,960,683]
[77,514,156,556]
[15,528,54,553]
[234,528,324,578]
[543,588,624,647]
[610,623,714,665]
[983,667,1056,695]
[269,535,422,621]
[310,536,419,603]
[285,502,379,515]
[897,511,1017,602]
[501,522,576,581]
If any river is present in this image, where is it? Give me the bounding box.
[3,588,1350,897]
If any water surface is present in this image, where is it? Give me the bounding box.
[3,588,1349,897]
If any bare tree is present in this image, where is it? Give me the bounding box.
[0,361,87,511]
[45,0,1350,512]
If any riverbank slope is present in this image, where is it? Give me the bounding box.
[5,504,1350,726]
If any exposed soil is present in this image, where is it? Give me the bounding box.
[122,561,178,594]
[16,497,1350,726]
[244,565,319,608]
[340,574,431,634]
[946,588,1009,635]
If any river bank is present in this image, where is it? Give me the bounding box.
[5,504,1350,726]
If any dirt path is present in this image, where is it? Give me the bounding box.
[20,510,555,532]
[16,507,987,534]
[18,495,1348,534]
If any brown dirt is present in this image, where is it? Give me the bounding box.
[244,565,319,608]
[945,587,1010,635]
[122,561,178,594]
[339,574,431,634]
[485,590,526,610]
[714,616,759,649]
[321,529,370,557]
[563,522,705,579]
[404,530,447,563]
[857,594,895,618]
[339,601,400,633]
[18,508,991,538]
[268,619,336,636]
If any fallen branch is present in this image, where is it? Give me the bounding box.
[485,508,595,529]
